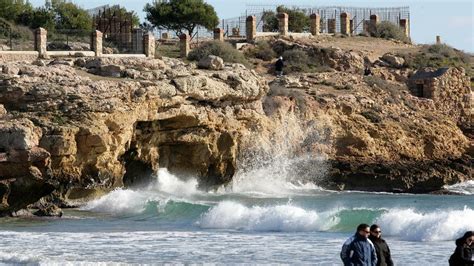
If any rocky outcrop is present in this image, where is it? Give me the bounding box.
[0,57,269,215]
[0,38,472,215]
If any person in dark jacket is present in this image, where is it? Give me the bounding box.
[275,56,284,77]
[449,231,474,266]
[369,224,393,266]
[341,223,378,266]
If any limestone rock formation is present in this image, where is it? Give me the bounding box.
[0,37,472,215]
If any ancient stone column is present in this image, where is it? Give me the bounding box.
[310,13,321,36]
[369,14,379,34]
[132,28,144,54]
[278,12,289,36]
[179,33,190,58]
[340,12,351,36]
[161,32,169,40]
[91,30,103,57]
[328,19,336,34]
[34,28,47,58]
[143,32,155,58]
[436,35,441,44]
[350,19,354,34]
[399,19,410,38]
[213,28,224,42]
[246,16,256,42]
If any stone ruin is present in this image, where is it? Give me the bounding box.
[408,67,472,127]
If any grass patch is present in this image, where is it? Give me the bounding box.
[156,43,180,58]
[188,40,250,67]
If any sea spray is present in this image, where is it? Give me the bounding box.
[444,180,474,195]
[226,110,331,195]
[376,206,474,241]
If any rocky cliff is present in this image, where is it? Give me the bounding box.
[0,38,472,216]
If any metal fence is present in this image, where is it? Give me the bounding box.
[219,5,410,36]
[0,19,34,51]
[47,29,91,51]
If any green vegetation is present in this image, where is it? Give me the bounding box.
[262,5,310,33]
[244,40,276,61]
[280,48,333,74]
[370,21,410,43]
[0,0,33,23]
[0,0,92,32]
[188,41,250,66]
[399,44,471,74]
[144,0,218,37]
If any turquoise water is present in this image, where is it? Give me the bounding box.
[0,169,473,265]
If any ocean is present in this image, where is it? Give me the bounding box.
[0,168,473,265]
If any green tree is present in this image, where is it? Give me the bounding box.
[144,0,219,36]
[107,5,140,27]
[50,0,92,31]
[263,6,310,33]
[0,0,33,22]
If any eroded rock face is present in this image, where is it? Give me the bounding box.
[0,57,269,215]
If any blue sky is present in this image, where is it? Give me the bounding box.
[29,0,473,52]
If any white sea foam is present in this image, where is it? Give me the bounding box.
[444,180,474,195]
[81,168,199,215]
[376,206,474,241]
[218,155,327,196]
[198,201,337,231]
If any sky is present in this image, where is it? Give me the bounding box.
[28,0,474,52]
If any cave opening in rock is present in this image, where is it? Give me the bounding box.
[121,144,155,188]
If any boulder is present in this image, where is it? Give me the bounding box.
[1,64,20,75]
[381,53,405,68]
[0,104,6,116]
[0,119,42,151]
[98,64,124,78]
[198,55,224,70]
[33,205,63,217]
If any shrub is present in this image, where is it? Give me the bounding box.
[371,21,410,43]
[281,49,333,74]
[188,40,250,66]
[245,40,276,61]
[361,110,382,123]
[399,44,470,74]
[282,49,311,72]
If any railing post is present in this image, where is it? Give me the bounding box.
[143,31,155,58]
[246,16,256,42]
[278,12,289,36]
[179,33,190,58]
[340,12,351,36]
[310,13,321,36]
[91,30,103,57]
[34,27,48,58]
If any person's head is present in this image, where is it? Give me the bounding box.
[370,224,382,238]
[279,56,283,60]
[462,231,474,246]
[356,223,370,238]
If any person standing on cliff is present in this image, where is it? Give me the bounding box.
[449,231,474,266]
[341,223,378,266]
[275,56,284,77]
[369,224,394,266]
